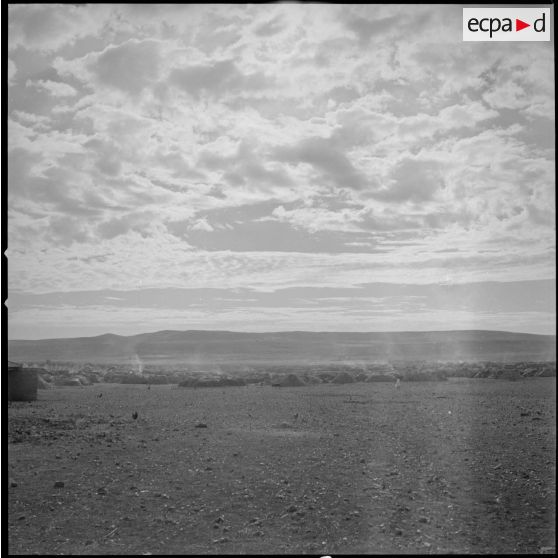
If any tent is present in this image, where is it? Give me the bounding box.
[272,373,306,387]
[331,371,355,384]
[8,362,38,401]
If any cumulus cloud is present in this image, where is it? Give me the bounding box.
[273,136,372,191]
[27,79,78,97]
[374,158,445,203]
[93,39,162,94]
[6,4,555,337]
[169,59,272,99]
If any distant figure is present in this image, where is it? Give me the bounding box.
[294,412,299,421]
[132,411,138,420]
[395,378,401,389]
[147,384,151,390]
[98,393,103,398]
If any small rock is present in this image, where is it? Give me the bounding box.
[287,505,298,513]
[395,528,403,536]
[97,487,107,495]
[419,517,429,524]
[195,422,208,428]
[53,481,65,488]
[10,480,18,488]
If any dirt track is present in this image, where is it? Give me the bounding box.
[8,378,556,554]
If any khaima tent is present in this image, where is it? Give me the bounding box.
[8,361,38,401]
[331,371,355,384]
[272,373,306,387]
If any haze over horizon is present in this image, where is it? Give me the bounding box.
[7,4,555,339]
[8,325,557,343]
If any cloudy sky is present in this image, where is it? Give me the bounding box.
[7,4,555,339]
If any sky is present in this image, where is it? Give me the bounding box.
[6,3,556,339]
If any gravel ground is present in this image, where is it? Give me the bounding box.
[8,377,556,555]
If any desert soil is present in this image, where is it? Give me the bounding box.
[7,377,556,555]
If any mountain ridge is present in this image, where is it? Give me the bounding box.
[7,329,556,364]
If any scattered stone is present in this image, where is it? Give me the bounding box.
[10,480,18,488]
[419,517,429,524]
[53,481,65,488]
[287,505,298,513]
[97,487,107,495]
[195,422,208,428]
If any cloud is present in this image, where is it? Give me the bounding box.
[253,15,286,36]
[374,158,445,203]
[97,211,156,240]
[47,215,91,246]
[169,59,272,99]
[8,4,108,52]
[28,79,78,97]
[6,4,555,337]
[346,14,401,44]
[273,136,371,191]
[92,39,162,94]
[8,59,17,84]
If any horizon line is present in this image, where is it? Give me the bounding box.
[8,327,557,342]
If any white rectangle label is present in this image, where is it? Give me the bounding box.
[463,8,550,41]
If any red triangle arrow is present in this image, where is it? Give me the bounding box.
[516,19,530,31]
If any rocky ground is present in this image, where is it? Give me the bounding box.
[7,377,556,555]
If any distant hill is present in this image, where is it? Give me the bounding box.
[7,330,556,364]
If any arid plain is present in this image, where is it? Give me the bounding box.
[8,376,556,555]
